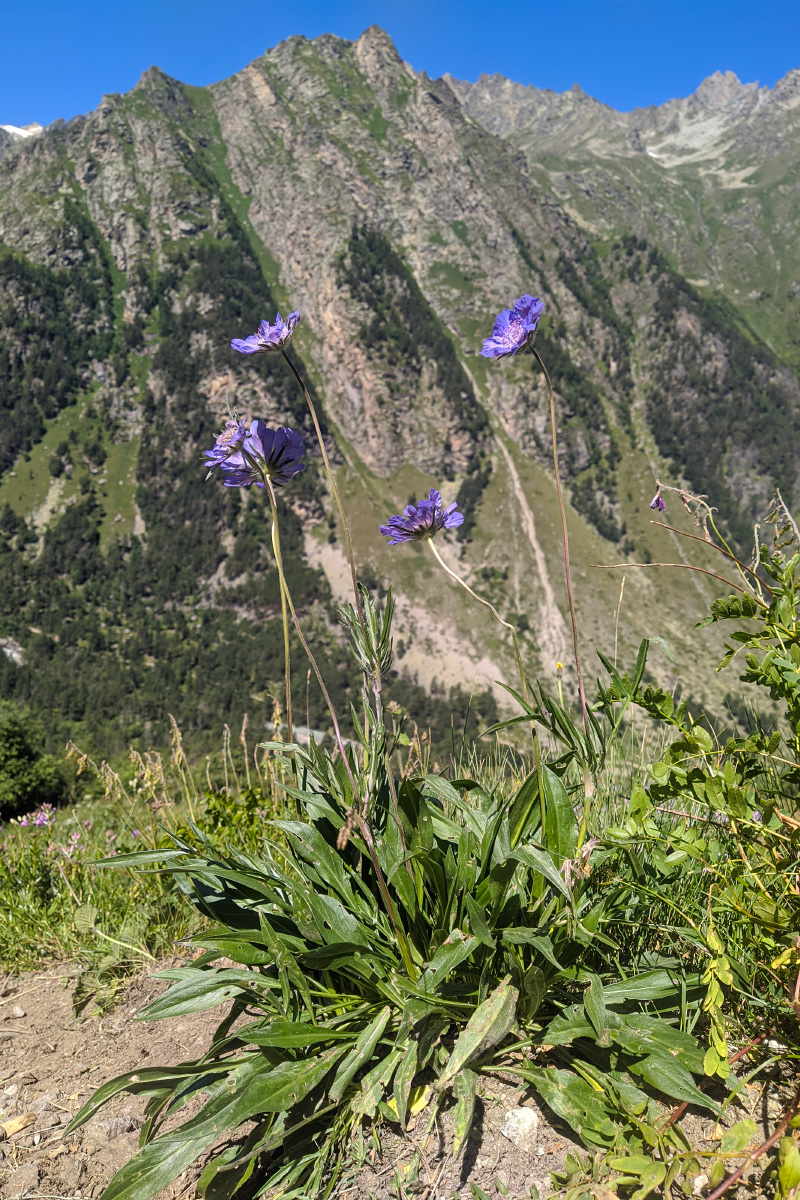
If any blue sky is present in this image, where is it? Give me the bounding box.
[2,0,798,128]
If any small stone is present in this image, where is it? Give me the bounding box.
[500,1106,540,1151]
[692,1175,709,1196]
[9,1007,26,1020]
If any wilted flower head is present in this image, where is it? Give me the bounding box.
[231,312,301,355]
[203,419,247,470]
[481,294,544,358]
[379,488,463,545]
[205,420,305,490]
[650,491,667,512]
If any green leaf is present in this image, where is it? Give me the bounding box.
[604,969,698,1004]
[437,979,517,1089]
[74,902,99,934]
[420,932,479,993]
[96,1050,342,1200]
[465,893,496,948]
[720,1118,757,1154]
[452,1069,478,1158]
[519,1066,618,1146]
[631,1054,719,1113]
[631,1161,666,1200]
[779,1142,800,1193]
[305,891,372,946]
[510,846,571,901]
[584,975,608,1041]
[542,766,577,861]
[392,1037,418,1129]
[143,969,257,1020]
[328,1007,392,1102]
[241,1021,356,1048]
[507,769,541,848]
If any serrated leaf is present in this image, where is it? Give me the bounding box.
[74,903,99,934]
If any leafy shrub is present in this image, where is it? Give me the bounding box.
[0,701,73,817]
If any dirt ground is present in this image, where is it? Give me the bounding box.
[0,968,789,1200]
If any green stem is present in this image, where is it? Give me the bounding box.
[426,540,529,701]
[426,539,544,822]
[530,346,590,743]
[269,514,293,746]
[266,484,417,978]
[281,348,365,631]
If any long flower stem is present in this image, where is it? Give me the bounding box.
[281,348,365,630]
[266,483,417,978]
[530,347,590,744]
[426,539,544,824]
[270,515,293,746]
[427,540,529,702]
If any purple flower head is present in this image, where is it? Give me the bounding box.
[231,311,301,356]
[379,488,464,545]
[208,420,305,490]
[650,492,667,512]
[481,294,544,358]
[203,418,248,471]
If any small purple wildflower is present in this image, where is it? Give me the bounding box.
[481,294,544,358]
[379,488,464,545]
[650,492,667,512]
[19,803,56,829]
[205,421,305,490]
[132,828,141,838]
[231,311,301,356]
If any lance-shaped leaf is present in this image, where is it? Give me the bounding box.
[436,978,518,1090]
[451,1068,478,1157]
[328,1006,392,1101]
[392,1036,419,1129]
[96,1048,343,1200]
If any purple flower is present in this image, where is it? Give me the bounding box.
[650,492,667,512]
[206,420,305,490]
[231,311,301,355]
[203,419,247,470]
[481,294,544,358]
[379,488,464,545]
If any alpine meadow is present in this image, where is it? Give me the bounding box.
[0,25,799,1200]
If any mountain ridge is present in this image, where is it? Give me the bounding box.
[0,26,796,754]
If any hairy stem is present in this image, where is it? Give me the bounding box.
[426,538,544,822]
[270,514,293,746]
[427,539,529,702]
[530,346,590,743]
[281,348,364,629]
[266,484,417,976]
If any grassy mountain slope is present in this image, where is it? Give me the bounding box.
[0,28,795,753]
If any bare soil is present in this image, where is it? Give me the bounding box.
[0,969,788,1200]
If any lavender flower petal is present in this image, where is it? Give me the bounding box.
[379,487,464,545]
[481,294,544,358]
[231,311,301,355]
